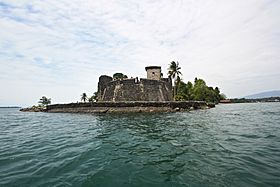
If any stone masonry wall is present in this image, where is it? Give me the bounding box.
[46,101,209,113]
[97,75,113,100]
[98,77,172,101]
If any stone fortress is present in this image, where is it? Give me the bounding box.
[97,66,173,102]
[43,66,213,113]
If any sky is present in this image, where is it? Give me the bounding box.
[1,0,280,106]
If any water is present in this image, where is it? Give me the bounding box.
[0,103,280,187]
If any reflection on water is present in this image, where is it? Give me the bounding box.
[0,103,280,187]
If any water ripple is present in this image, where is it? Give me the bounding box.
[0,103,280,186]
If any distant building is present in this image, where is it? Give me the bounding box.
[97,66,172,101]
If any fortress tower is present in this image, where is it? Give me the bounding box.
[145,66,161,80]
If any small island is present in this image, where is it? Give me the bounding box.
[21,62,224,113]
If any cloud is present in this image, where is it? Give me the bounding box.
[0,0,280,106]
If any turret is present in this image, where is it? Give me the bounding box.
[145,66,161,80]
[97,75,113,101]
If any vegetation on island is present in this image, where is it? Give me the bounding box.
[20,96,51,112]
[230,97,280,103]
[38,96,51,107]
[80,92,98,103]
[167,61,182,99]
[113,73,128,80]
[88,92,98,102]
[81,93,87,102]
[168,61,225,103]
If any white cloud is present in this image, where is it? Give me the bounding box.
[1,0,280,106]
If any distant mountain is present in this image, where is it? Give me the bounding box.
[244,90,280,99]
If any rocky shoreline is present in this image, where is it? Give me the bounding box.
[18,101,215,113]
[19,106,46,112]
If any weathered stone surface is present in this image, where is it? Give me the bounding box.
[46,101,210,113]
[97,75,113,100]
[97,66,172,102]
[98,78,172,102]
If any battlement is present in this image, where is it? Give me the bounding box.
[105,77,170,87]
[106,78,139,87]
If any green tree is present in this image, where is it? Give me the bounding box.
[192,78,208,101]
[88,92,98,102]
[168,61,182,99]
[213,87,221,103]
[175,79,187,101]
[191,79,224,103]
[166,62,226,102]
[205,86,217,103]
[214,87,220,95]
[81,93,87,102]
[175,78,196,101]
[186,81,193,100]
[220,93,227,100]
[88,96,94,102]
[38,96,51,107]
[113,73,127,80]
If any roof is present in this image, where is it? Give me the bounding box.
[145,66,161,71]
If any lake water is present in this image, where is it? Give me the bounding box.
[0,103,280,187]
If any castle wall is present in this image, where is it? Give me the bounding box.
[98,78,172,102]
[97,75,113,101]
[139,79,172,101]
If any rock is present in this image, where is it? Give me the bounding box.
[174,107,180,111]
[207,103,215,108]
[20,106,46,112]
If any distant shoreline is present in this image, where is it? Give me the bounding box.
[229,96,280,103]
[0,106,21,108]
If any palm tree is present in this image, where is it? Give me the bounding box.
[38,96,51,107]
[88,92,98,102]
[81,93,87,102]
[168,61,182,99]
